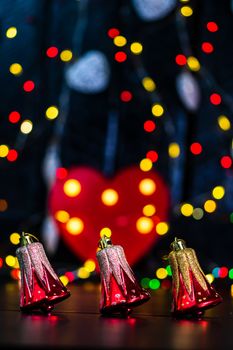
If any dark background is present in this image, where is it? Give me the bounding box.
[0,0,233,281]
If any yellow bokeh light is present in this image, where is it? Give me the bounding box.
[6,27,17,39]
[66,217,84,235]
[5,255,16,267]
[0,145,9,158]
[60,275,69,286]
[168,143,180,158]
[101,189,118,206]
[77,267,90,279]
[14,258,19,269]
[136,217,154,234]
[55,210,70,223]
[113,35,127,47]
[139,178,156,196]
[204,199,216,213]
[84,259,96,272]
[63,179,81,197]
[218,115,231,131]
[143,204,156,216]
[142,77,156,92]
[192,208,204,220]
[140,158,153,172]
[156,222,169,235]
[46,106,59,120]
[60,50,73,62]
[180,6,193,17]
[205,274,214,284]
[187,56,200,71]
[212,186,225,200]
[9,63,23,75]
[152,104,164,117]
[100,227,112,237]
[20,120,33,134]
[181,203,193,216]
[156,268,168,279]
[130,42,143,55]
[10,233,20,245]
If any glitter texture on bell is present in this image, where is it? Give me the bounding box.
[168,237,222,317]
[16,232,70,313]
[96,235,151,316]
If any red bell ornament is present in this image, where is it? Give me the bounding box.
[16,232,70,313]
[96,235,151,316]
[168,237,222,317]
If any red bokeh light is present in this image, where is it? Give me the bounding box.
[120,90,132,102]
[146,150,158,162]
[0,258,3,268]
[115,51,127,62]
[108,28,120,38]
[202,42,214,53]
[65,271,75,282]
[210,93,221,105]
[219,267,228,278]
[144,120,156,132]
[23,80,35,92]
[56,167,68,179]
[206,21,219,32]
[8,111,21,124]
[7,149,18,162]
[190,142,202,155]
[220,156,232,169]
[175,54,187,66]
[46,46,59,58]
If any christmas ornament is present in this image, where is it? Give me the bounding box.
[176,70,201,112]
[16,232,70,313]
[49,165,170,267]
[168,237,222,317]
[96,235,151,315]
[65,50,110,93]
[132,0,177,21]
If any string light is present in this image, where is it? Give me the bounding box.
[136,217,154,234]
[186,56,200,71]
[180,6,193,17]
[139,178,156,195]
[156,222,169,235]
[218,115,231,131]
[63,179,81,197]
[23,80,35,92]
[152,104,164,117]
[101,189,119,206]
[202,42,214,54]
[46,46,59,58]
[212,186,225,200]
[7,149,18,162]
[142,77,156,92]
[210,93,221,105]
[204,199,217,213]
[0,145,9,158]
[113,35,127,47]
[20,120,33,134]
[66,217,84,235]
[168,143,180,158]
[144,120,156,132]
[115,51,127,62]
[143,204,156,216]
[6,27,17,39]
[9,63,23,76]
[140,158,153,171]
[181,203,193,216]
[175,54,187,66]
[8,111,21,124]
[107,28,120,39]
[120,90,132,102]
[206,22,219,32]
[146,150,158,162]
[130,42,143,55]
[220,156,232,169]
[190,142,202,155]
[192,208,204,220]
[46,106,59,120]
[60,50,73,62]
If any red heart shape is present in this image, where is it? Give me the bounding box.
[48,166,170,267]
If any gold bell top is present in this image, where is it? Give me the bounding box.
[170,237,187,252]
[98,235,113,250]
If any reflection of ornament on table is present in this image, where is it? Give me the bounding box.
[168,237,222,318]
[65,50,110,93]
[176,70,201,112]
[132,0,177,21]
[96,235,151,315]
[16,232,70,313]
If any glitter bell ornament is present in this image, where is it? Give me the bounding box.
[16,232,70,313]
[96,235,151,315]
[168,237,222,317]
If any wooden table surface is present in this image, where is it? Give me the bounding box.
[0,281,232,349]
